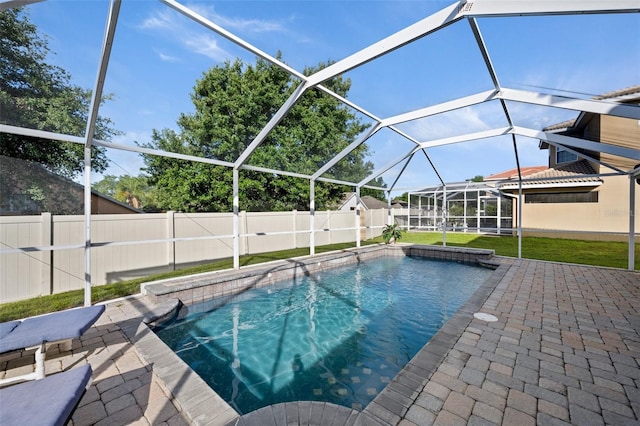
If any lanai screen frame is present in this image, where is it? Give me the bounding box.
[407,180,514,233]
[1,0,639,305]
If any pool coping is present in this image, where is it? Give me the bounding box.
[127,244,506,425]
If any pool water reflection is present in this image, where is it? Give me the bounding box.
[154,256,491,414]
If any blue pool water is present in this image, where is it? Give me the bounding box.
[154,256,491,414]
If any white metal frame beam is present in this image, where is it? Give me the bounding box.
[419,127,512,149]
[0,124,236,168]
[305,2,465,87]
[497,88,640,119]
[514,126,640,161]
[0,0,44,11]
[311,123,382,180]
[304,0,638,89]
[461,0,640,17]
[379,89,497,127]
[81,0,120,306]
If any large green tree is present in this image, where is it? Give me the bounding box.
[143,55,385,212]
[0,7,117,179]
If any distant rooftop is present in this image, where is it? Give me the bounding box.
[485,166,548,181]
[499,159,602,189]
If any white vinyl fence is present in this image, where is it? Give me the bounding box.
[1,209,391,303]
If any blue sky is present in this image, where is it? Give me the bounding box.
[21,1,640,194]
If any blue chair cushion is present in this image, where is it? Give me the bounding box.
[0,364,92,426]
[0,321,20,339]
[0,305,105,353]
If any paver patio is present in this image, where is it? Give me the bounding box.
[1,256,638,425]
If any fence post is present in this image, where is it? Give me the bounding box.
[356,189,361,247]
[241,210,249,256]
[41,212,53,295]
[167,211,175,271]
[292,210,298,249]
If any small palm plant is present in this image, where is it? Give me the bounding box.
[381,223,402,244]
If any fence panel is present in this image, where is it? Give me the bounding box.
[0,215,50,302]
[93,213,171,283]
[1,209,401,302]
[174,212,234,266]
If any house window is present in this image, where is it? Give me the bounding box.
[556,148,577,164]
[525,192,598,204]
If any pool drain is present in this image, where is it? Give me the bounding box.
[473,312,498,322]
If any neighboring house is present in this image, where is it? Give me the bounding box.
[495,85,640,240]
[336,192,403,211]
[0,156,141,215]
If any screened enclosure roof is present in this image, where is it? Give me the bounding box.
[1,0,640,194]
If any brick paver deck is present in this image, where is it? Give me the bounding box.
[1,257,638,425]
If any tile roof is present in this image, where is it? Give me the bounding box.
[485,166,548,181]
[592,84,640,101]
[542,119,575,132]
[499,159,602,189]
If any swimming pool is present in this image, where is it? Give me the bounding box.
[154,255,492,415]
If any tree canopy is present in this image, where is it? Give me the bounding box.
[0,7,117,179]
[93,174,159,212]
[142,55,385,212]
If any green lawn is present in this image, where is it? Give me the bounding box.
[400,232,639,270]
[0,234,636,322]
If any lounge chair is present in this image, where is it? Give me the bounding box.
[0,305,105,385]
[0,363,93,426]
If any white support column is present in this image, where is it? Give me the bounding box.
[463,189,468,232]
[497,195,502,235]
[425,196,429,229]
[407,193,411,231]
[518,181,523,259]
[233,168,240,269]
[433,191,438,231]
[442,185,447,246]
[629,175,636,271]
[387,191,392,226]
[476,190,481,233]
[310,180,315,256]
[83,146,92,307]
[82,0,121,306]
[418,196,422,229]
[356,187,361,247]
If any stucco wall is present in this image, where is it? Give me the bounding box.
[518,174,639,240]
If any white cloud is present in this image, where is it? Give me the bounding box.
[401,105,499,143]
[157,51,181,63]
[140,11,174,30]
[111,130,153,148]
[187,3,288,33]
[138,5,288,63]
[183,34,229,62]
